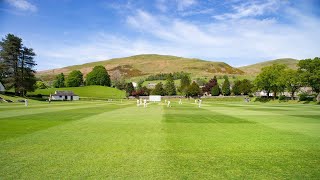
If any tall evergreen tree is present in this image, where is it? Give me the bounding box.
[222,76,231,96]
[180,74,191,94]
[0,34,37,95]
[18,47,37,95]
[187,81,201,97]
[232,80,242,95]
[211,84,220,96]
[151,82,165,96]
[165,73,176,95]
[0,34,22,93]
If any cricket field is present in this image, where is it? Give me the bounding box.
[0,99,319,179]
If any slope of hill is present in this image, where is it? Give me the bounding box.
[29,86,126,99]
[37,54,244,81]
[239,58,299,74]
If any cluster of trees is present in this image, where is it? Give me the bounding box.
[201,76,253,96]
[0,34,37,96]
[149,74,177,96]
[232,79,253,95]
[145,71,190,81]
[125,73,202,97]
[53,65,110,88]
[255,57,320,101]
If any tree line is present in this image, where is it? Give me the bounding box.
[51,65,111,88]
[255,58,320,101]
[145,72,190,81]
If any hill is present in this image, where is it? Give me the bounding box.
[238,58,299,74]
[37,54,244,81]
[29,86,126,99]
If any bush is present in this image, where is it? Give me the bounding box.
[279,95,287,101]
[299,93,315,101]
[248,94,254,98]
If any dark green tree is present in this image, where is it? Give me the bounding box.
[232,80,242,95]
[0,34,37,95]
[222,76,231,96]
[165,73,176,95]
[298,57,320,102]
[86,66,111,86]
[180,74,191,94]
[151,82,165,96]
[187,81,201,97]
[125,82,135,96]
[211,84,220,96]
[53,73,65,88]
[240,79,253,95]
[66,70,83,87]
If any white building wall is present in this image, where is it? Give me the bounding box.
[0,82,5,92]
[51,95,64,100]
[51,95,79,101]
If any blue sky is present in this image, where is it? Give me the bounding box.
[1,0,319,70]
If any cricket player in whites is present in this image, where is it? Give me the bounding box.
[167,100,171,107]
[179,98,182,105]
[144,99,147,108]
[137,99,140,107]
[198,99,202,108]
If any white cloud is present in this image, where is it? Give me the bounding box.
[5,0,37,12]
[177,0,197,11]
[155,0,167,12]
[214,0,282,20]
[34,1,320,70]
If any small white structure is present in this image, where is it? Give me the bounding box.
[132,82,138,88]
[0,82,5,93]
[147,83,157,89]
[149,95,161,102]
[51,91,79,101]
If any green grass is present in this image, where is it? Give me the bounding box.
[29,85,126,99]
[0,99,319,179]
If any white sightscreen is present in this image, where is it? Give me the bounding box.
[149,95,161,102]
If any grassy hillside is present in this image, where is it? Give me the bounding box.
[29,86,126,99]
[239,58,299,74]
[37,54,244,81]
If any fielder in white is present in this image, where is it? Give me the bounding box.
[25,99,28,107]
[137,99,140,107]
[144,99,147,108]
[179,98,182,104]
[167,100,171,107]
[198,99,202,108]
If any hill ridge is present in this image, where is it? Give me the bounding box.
[37,54,244,81]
